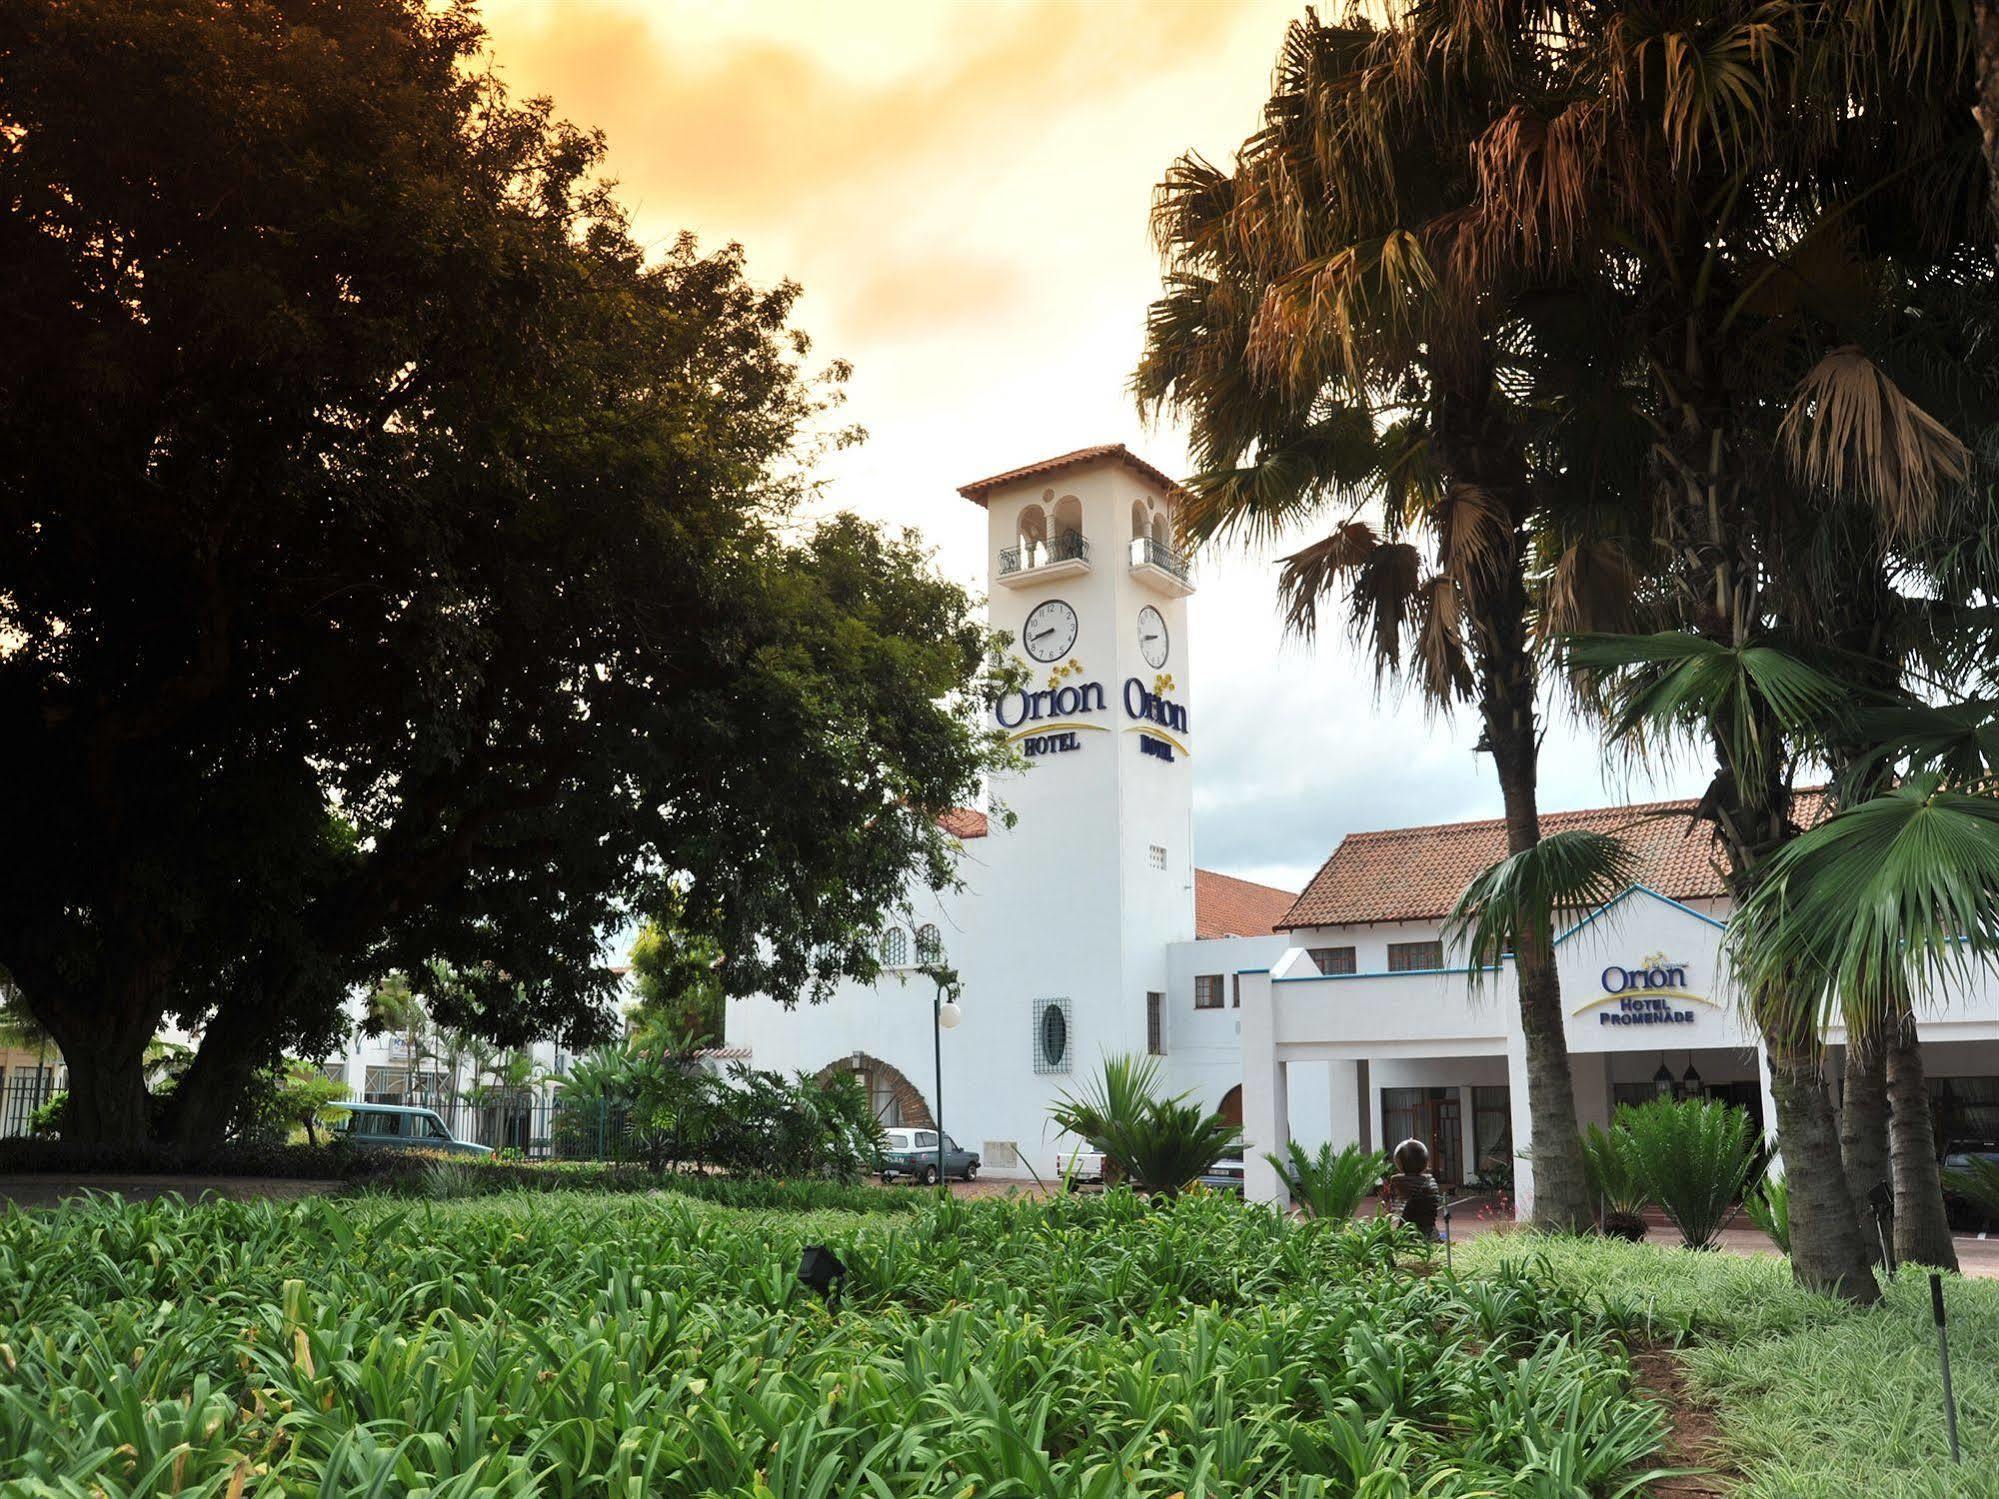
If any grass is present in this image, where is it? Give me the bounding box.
[1462,1232,1999,1497]
[0,1188,1674,1495]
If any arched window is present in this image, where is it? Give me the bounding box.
[1131,500,1148,540]
[1052,493,1084,543]
[1150,511,1169,546]
[915,923,943,964]
[879,926,908,968]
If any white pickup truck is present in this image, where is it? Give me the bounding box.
[1052,1144,1108,1188]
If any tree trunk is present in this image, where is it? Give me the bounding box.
[1839,1029,1890,1265]
[1485,668,1593,1232]
[42,1015,153,1148]
[1765,1021,1880,1303]
[165,988,288,1154]
[1888,1009,1958,1271]
[1975,0,1999,240]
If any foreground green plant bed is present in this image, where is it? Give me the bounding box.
[0,1192,1668,1496]
[1463,1233,1999,1498]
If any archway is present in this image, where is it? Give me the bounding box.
[815,1051,934,1129]
[1218,1084,1243,1128]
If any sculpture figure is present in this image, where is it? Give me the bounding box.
[1389,1136,1442,1238]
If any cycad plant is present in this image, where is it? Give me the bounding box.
[1615,1099,1757,1252]
[1266,1140,1388,1221]
[1578,1121,1650,1243]
[1051,1054,1240,1198]
[1745,1174,1792,1256]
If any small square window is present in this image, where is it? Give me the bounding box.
[1309,946,1357,976]
[1387,940,1445,972]
[1148,845,1167,870]
[1193,974,1224,1010]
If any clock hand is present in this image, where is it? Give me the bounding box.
[1030,626,1056,642]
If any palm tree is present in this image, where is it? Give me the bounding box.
[1138,8,1627,1232]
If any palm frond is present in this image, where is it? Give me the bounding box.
[1444,828,1638,990]
[1779,345,1970,539]
[1731,778,1999,1032]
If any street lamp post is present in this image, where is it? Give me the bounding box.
[923,964,963,1191]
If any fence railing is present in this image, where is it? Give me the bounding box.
[998,530,1090,577]
[1129,534,1190,581]
[0,1070,66,1139]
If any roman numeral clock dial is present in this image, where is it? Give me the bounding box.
[1023,599,1079,662]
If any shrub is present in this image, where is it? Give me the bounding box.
[1616,1097,1756,1250]
[1266,1139,1387,1220]
[0,1191,1671,1493]
[1050,1054,1239,1196]
[1743,1172,1790,1253]
[1579,1121,1651,1241]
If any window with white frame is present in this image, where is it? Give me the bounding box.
[1148,845,1167,870]
[1193,974,1224,1010]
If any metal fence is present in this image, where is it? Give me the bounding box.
[0,1069,66,1139]
[380,1092,658,1163]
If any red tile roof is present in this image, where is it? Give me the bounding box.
[1276,794,1823,929]
[1195,868,1298,938]
[939,807,989,840]
[956,444,1185,504]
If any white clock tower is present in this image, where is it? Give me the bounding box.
[954,445,1197,1120]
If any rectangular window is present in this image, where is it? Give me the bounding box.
[1472,1085,1512,1185]
[1148,844,1167,870]
[1146,992,1164,1054]
[1231,973,1241,1008]
[1387,940,1445,972]
[1193,974,1224,1010]
[1309,946,1357,976]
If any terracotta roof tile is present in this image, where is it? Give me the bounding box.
[956,444,1185,504]
[1277,793,1826,929]
[939,807,989,840]
[1195,868,1298,938]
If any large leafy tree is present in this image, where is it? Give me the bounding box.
[0,0,1010,1147]
[1138,11,1644,1230]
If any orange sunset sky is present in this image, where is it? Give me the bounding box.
[477,0,1700,889]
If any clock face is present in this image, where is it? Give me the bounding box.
[1138,606,1169,669]
[1023,599,1079,662]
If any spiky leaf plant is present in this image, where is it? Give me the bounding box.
[1616,1098,1758,1250]
[1579,1122,1651,1242]
[1266,1140,1389,1220]
[1051,1054,1240,1197]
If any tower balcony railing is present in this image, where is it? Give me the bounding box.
[1128,535,1194,597]
[997,530,1091,587]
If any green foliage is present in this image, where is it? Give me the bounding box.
[1265,1139,1387,1220]
[0,1191,1674,1494]
[627,901,726,1048]
[1579,1121,1651,1223]
[1446,830,1637,991]
[1464,1234,1999,1497]
[1050,1054,1240,1196]
[550,1042,884,1181]
[0,0,1015,1148]
[1744,1173,1791,1255]
[232,1059,352,1148]
[1614,1099,1758,1250]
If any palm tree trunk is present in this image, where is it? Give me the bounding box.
[1839,1028,1889,1265]
[1975,0,1999,238]
[1485,667,1592,1231]
[1765,1016,1880,1303]
[1887,1008,1958,1271]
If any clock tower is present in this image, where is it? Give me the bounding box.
[954,445,1197,1104]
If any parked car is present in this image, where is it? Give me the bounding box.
[880,1127,979,1184]
[1054,1143,1108,1188]
[1940,1139,1999,1228]
[335,1102,493,1156]
[1199,1156,1245,1194]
